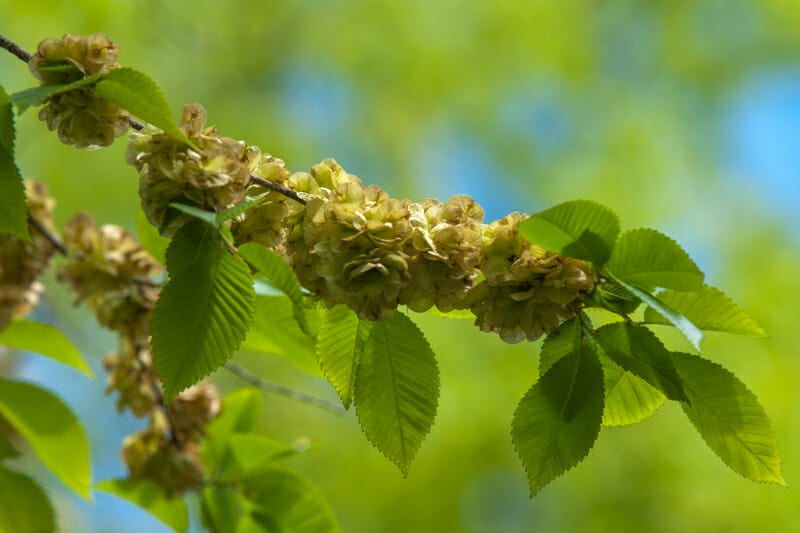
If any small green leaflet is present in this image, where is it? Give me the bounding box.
[150,221,255,400]
[0,320,93,377]
[9,72,105,114]
[0,466,55,533]
[239,243,312,338]
[670,352,784,485]
[643,285,766,337]
[316,305,372,408]
[600,357,664,427]
[354,311,439,476]
[518,200,620,266]
[135,207,168,265]
[0,85,28,239]
[0,379,91,499]
[594,322,688,402]
[604,228,703,291]
[512,344,604,497]
[241,468,339,533]
[96,478,189,533]
[94,67,198,149]
[609,273,704,351]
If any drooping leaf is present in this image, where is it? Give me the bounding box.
[609,273,704,351]
[670,352,784,484]
[9,72,105,114]
[151,221,255,400]
[96,478,189,533]
[168,202,219,228]
[594,322,688,402]
[316,305,372,408]
[0,319,93,377]
[605,228,703,291]
[0,379,91,498]
[228,433,297,473]
[240,295,319,376]
[512,345,605,497]
[539,317,581,374]
[643,285,766,337]
[202,487,242,533]
[0,86,27,239]
[241,467,338,533]
[94,67,197,148]
[0,466,55,533]
[518,200,620,266]
[600,357,664,427]
[354,311,439,476]
[239,243,312,338]
[135,207,168,265]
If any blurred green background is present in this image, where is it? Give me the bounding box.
[1,0,799,531]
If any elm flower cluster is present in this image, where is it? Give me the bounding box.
[28,33,129,148]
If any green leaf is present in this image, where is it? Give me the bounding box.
[604,228,704,291]
[0,86,28,240]
[168,202,219,228]
[643,285,766,337]
[9,72,105,114]
[512,344,605,497]
[240,295,320,375]
[518,200,620,266]
[609,273,704,351]
[600,357,664,427]
[316,305,372,408]
[228,433,296,472]
[94,67,197,148]
[0,466,55,533]
[151,221,255,400]
[201,388,262,477]
[0,435,18,460]
[0,319,93,377]
[202,487,241,533]
[241,467,338,533]
[594,322,688,402]
[354,311,439,476]
[539,317,581,374]
[422,306,474,319]
[216,193,272,224]
[135,207,168,265]
[0,379,91,498]
[96,478,189,533]
[239,243,312,338]
[670,352,784,484]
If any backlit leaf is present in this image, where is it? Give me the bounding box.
[96,478,189,533]
[600,357,664,427]
[316,305,372,408]
[135,206,168,265]
[539,317,581,374]
[9,72,104,114]
[0,319,93,377]
[354,312,439,476]
[0,466,55,533]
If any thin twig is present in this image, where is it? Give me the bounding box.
[0,34,31,62]
[28,214,67,255]
[250,175,307,205]
[129,118,144,131]
[224,361,344,415]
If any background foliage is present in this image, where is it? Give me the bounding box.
[1,0,799,531]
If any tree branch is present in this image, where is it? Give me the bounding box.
[224,361,344,415]
[0,34,31,62]
[250,175,307,205]
[28,214,67,255]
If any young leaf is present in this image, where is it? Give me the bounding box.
[604,228,703,291]
[241,467,339,533]
[9,72,105,114]
[643,285,766,337]
[96,478,189,533]
[150,221,255,400]
[94,67,197,148]
[202,487,242,533]
[354,311,439,476]
[0,379,91,499]
[600,357,664,427]
[228,433,297,472]
[594,322,688,402]
[316,305,372,409]
[239,243,312,338]
[201,388,262,476]
[539,317,581,374]
[670,352,784,484]
[240,295,319,376]
[0,320,93,377]
[135,207,168,265]
[518,200,620,266]
[609,274,704,351]
[0,86,27,239]
[0,466,55,533]
[512,344,605,497]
